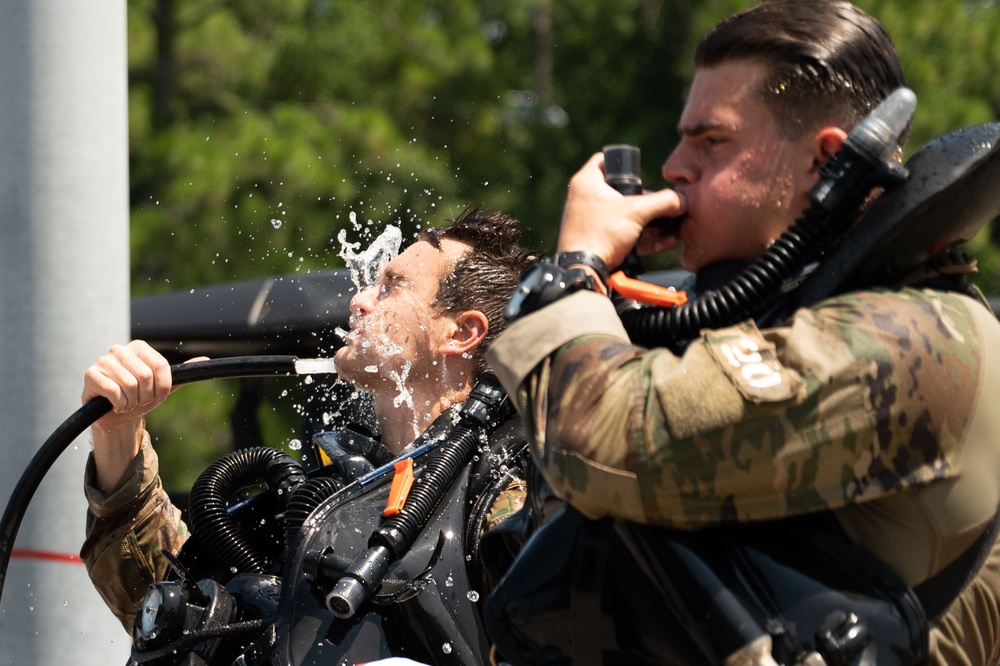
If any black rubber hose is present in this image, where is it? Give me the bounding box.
[283,476,343,549]
[187,447,306,575]
[0,355,302,607]
[621,204,830,349]
[129,618,269,664]
[373,424,481,557]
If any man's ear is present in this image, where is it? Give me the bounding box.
[811,126,848,172]
[440,310,488,356]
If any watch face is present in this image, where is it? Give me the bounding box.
[504,286,531,321]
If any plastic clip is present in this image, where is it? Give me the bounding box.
[383,458,415,517]
[608,271,688,307]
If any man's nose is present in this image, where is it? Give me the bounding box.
[350,284,378,314]
[661,147,694,186]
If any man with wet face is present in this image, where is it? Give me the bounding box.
[335,232,491,453]
[80,207,537,647]
[488,1,1000,663]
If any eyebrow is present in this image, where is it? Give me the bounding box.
[381,266,410,285]
[677,119,736,138]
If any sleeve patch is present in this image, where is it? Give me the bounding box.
[705,321,802,404]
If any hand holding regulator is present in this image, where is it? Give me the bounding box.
[503,144,688,321]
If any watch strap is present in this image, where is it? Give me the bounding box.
[554,251,610,284]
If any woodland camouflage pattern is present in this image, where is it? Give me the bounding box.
[514,287,983,528]
[81,436,190,631]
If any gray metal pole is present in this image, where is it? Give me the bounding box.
[0,0,131,663]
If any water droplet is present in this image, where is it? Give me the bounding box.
[442,643,453,654]
[467,590,480,602]
[271,219,283,229]
[289,439,303,451]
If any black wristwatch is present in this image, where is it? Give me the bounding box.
[554,251,611,286]
[503,261,601,321]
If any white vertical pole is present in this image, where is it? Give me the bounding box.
[0,0,132,663]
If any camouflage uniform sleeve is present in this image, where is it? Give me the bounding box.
[81,431,190,632]
[487,288,983,529]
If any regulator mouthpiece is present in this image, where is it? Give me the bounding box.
[603,144,643,195]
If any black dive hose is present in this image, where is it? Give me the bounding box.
[616,87,916,350]
[319,372,512,619]
[284,476,344,550]
[187,446,307,575]
[0,355,334,607]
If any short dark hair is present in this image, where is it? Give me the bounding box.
[420,206,538,376]
[696,0,908,144]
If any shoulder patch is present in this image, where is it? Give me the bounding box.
[704,321,802,403]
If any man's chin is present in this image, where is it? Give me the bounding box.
[333,349,359,382]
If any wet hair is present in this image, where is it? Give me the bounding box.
[420,206,538,376]
[696,0,908,145]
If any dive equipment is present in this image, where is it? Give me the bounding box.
[120,370,523,665]
[602,144,691,308]
[312,372,512,619]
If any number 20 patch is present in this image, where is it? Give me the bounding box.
[705,321,802,403]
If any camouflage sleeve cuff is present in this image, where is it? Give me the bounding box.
[84,431,162,518]
[487,290,629,393]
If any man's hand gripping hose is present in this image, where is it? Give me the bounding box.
[0,355,337,607]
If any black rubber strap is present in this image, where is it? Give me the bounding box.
[555,251,610,284]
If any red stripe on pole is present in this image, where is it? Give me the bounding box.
[10,549,83,565]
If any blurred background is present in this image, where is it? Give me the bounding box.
[123,0,1000,490]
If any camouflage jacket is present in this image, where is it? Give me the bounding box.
[487,287,1000,588]
[81,432,189,632]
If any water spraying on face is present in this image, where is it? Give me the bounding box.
[335,219,420,434]
[338,214,403,290]
[333,219,403,343]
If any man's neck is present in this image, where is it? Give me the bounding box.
[372,374,474,455]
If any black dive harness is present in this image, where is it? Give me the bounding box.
[51,371,522,666]
[488,88,1000,666]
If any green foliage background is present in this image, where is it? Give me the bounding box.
[129,0,1000,489]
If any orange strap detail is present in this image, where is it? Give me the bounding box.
[383,458,415,517]
[608,271,688,307]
